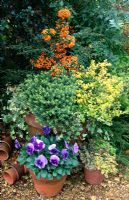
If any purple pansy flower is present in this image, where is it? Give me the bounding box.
[14,139,21,149]
[26,143,34,155]
[50,155,60,166]
[61,149,69,160]
[42,126,51,135]
[48,144,59,154]
[64,141,69,149]
[50,148,59,154]
[73,143,79,154]
[34,139,45,152]
[35,155,48,169]
[30,136,37,144]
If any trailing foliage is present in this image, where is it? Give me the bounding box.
[80,138,118,176]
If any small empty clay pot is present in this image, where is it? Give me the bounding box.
[0,136,12,161]
[84,168,104,185]
[3,163,25,185]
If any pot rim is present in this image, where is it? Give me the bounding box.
[30,170,67,183]
[0,141,11,150]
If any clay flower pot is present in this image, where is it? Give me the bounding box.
[0,136,12,161]
[23,165,29,173]
[30,171,67,197]
[24,113,43,136]
[3,164,25,185]
[84,168,104,185]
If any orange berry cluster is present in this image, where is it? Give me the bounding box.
[32,8,78,75]
[58,8,71,20]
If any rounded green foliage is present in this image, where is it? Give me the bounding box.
[3,71,82,140]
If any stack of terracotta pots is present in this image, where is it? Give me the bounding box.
[3,164,28,185]
[0,125,28,185]
[0,136,12,161]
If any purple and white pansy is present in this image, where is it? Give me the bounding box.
[61,149,69,160]
[26,143,35,155]
[48,144,60,154]
[33,139,45,152]
[35,155,48,169]
[73,143,79,154]
[50,155,60,166]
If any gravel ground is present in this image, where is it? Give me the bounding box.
[0,152,129,200]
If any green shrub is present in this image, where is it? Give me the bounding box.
[3,70,82,140]
[75,60,126,125]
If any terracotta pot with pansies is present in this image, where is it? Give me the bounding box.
[30,170,67,197]
[17,134,79,197]
[0,136,12,161]
[84,168,104,185]
[3,163,25,185]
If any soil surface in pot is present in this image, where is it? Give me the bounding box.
[1,150,129,200]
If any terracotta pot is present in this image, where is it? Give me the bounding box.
[30,171,67,197]
[0,136,12,161]
[3,164,24,185]
[84,168,104,185]
[23,165,29,173]
[24,113,43,136]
